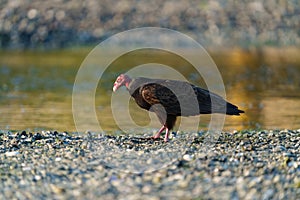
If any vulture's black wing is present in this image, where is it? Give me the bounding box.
[140,79,244,116]
[140,80,215,116]
[192,84,244,115]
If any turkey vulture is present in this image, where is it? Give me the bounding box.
[113,74,244,142]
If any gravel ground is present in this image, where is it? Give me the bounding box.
[0,129,299,199]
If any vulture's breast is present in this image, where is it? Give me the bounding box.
[130,88,151,110]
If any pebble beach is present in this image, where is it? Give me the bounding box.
[1,129,299,199]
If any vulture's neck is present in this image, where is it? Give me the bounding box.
[127,77,150,94]
[127,78,138,95]
[125,78,132,90]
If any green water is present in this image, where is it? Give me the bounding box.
[0,47,300,132]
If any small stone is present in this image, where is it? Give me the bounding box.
[263,189,274,199]
[34,175,41,181]
[27,9,38,19]
[274,145,286,152]
[222,170,231,177]
[55,10,65,21]
[152,176,161,184]
[111,179,122,187]
[5,151,19,157]
[22,166,31,171]
[273,175,280,183]
[183,154,194,161]
[50,185,65,194]
[141,185,152,193]
[55,157,62,162]
[179,180,189,188]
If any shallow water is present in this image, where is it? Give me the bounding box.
[0,47,299,133]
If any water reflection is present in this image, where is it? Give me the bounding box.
[0,48,299,132]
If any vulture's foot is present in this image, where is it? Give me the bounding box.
[153,126,166,139]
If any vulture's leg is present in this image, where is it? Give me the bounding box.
[164,128,170,142]
[153,126,166,139]
[163,115,177,142]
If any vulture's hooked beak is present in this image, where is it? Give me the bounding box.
[113,83,118,92]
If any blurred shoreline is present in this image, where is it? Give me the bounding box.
[0,0,299,50]
[1,46,300,67]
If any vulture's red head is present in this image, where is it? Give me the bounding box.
[113,74,132,92]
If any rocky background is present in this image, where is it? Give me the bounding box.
[0,0,299,49]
